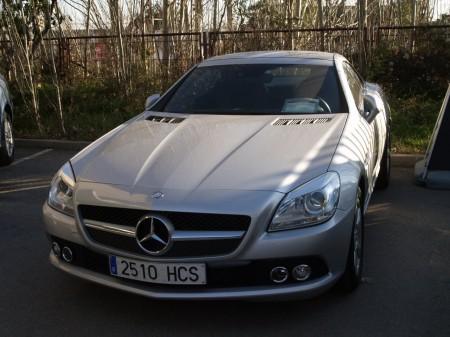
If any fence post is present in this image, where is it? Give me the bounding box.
[317,0,325,51]
[358,0,367,75]
[410,0,416,53]
[58,38,70,79]
[200,31,209,60]
[66,38,71,79]
[376,26,380,48]
[364,27,368,69]
[58,38,62,77]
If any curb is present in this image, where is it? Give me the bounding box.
[391,153,424,168]
[16,138,423,168]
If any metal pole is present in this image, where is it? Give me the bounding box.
[358,0,367,75]
[201,31,209,60]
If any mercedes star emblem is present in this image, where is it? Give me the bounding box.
[135,215,173,255]
[151,191,165,199]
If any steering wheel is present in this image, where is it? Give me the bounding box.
[317,97,332,113]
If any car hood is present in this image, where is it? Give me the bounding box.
[71,113,347,194]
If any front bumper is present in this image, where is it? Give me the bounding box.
[43,202,354,300]
[49,251,339,300]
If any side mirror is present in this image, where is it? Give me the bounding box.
[363,95,380,124]
[145,93,161,110]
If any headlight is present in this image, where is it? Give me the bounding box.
[48,162,76,216]
[269,172,340,231]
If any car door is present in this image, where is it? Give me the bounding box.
[342,62,377,194]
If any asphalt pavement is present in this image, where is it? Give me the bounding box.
[0,147,449,337]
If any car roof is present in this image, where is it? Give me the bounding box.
[199,51,340,67]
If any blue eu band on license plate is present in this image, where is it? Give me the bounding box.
[109,256,118,275]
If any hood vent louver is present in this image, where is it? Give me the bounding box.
[273,117,333,126]
[147,116,185,124]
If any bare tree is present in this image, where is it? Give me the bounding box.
[0,0,63,134]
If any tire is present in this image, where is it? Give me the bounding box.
[339,187,364,292]
[375,131,391,190]
[0,113,14,166]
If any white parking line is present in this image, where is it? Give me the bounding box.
[0,176,51,184]
[0,184,49,194]
[10,148,53,167]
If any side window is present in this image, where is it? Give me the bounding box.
[343,63,364,112]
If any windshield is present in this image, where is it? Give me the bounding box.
[156,64,347,114]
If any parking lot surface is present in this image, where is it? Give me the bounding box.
[1,147,449,337]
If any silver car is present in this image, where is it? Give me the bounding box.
[0,74,14,166]
[43,51,391,300]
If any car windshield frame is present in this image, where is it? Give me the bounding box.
[153,63,348,115]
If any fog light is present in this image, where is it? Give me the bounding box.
[292,264,311,281]
[62,246,73,263]
[270,266,288,283]
[51,242,61,257]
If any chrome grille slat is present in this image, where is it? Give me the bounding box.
[85,220,135,237]
[169,230,245,241]
[84,220,245,241]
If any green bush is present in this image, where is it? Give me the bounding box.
[389,96,442,153]
[367,36,449,153]
[13,78,156,140]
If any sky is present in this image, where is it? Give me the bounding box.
[435,0,450,18]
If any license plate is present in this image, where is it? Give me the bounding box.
[109,255,207,285]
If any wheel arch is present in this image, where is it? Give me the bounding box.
[4,103,12,121]
[359,172,370,214]
[358,175,366,204]
[1,102,13,128]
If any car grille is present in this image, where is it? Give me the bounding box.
[78,205,251,258]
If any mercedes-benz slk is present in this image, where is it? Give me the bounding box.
[43,51,391,300]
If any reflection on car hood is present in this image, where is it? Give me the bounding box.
[71,113,347,193]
